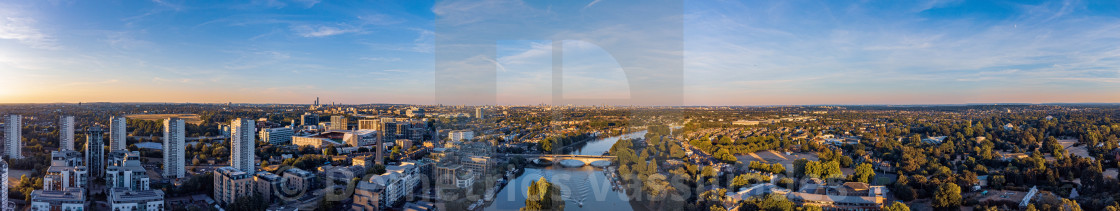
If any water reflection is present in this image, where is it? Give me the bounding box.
[485,131,647,211]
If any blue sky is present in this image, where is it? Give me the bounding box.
[0,0,1118,105]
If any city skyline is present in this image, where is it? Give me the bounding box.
[1,0,1118,105]
[12,1,1120,210]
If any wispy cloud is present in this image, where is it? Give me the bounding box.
[290,24,361,37]
[151,0,185,11]
[252,0,320,8]
[411,29,434,53]
[583,0,604,9]
[292,0,321,8]
[432,0,539,26]
[358,14,405,25]
[361,57,402,62]
[497,41,551,65]
[102,31,155,50]
[63,79,120,87]
[153,77,193,83]
[124,0,186,25]
[682,0,1120,104]
[0,16,58,49]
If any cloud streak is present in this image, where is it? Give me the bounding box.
[290,24,360,37]
[682,0,1120,105]
[0,16,57,49]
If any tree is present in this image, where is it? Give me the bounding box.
[701,166,717,179]
[883,201,910,211]
[793,158,809,177]
[738,194,794,211]
[230,193,268,211]
[365,164,386,175]
[1058,199,1082,211]
[522,177,564,211]
[933,183,962,210]
[854,163,876,183]
[709,205,727,211]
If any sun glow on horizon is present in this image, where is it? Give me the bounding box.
[0,74,13,98]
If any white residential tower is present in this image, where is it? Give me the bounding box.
[4,115,21,159]
[110,116,128,151]
[59,116,75,151]
[231,118,256,174]
[163,118,186,178]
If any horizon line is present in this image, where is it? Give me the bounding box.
[1,102,1119,107]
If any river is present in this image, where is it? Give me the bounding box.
[484,130,648,211]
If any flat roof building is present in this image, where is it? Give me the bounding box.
[231,118,256,174]
[449,130,474,142]
[254,171,282,204]
[5,115,21,159]
[331,116,348,131]
[292,135,344,148]
[86,125,105,178]
[358,119,380,130]
[214,167,255,206]
[29,189,85,211]
[345,130,378,147]
[164,118,186,179]
[110,116,128,151]
[59,116,75,151]
[260,127,295,145]
[355,162,419,209]
[106,150,152,192]
[301,113,319,127]
[787,182,888,210]
[109,187,165,211]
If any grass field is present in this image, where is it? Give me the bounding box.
[126,114,204,124]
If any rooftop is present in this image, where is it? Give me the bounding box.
[109,188,165,202]
[31,188,86,202]
[787,192,883,205]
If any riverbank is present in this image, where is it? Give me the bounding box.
[483,130,648,211]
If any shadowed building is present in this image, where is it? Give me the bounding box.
[86,125,105,178]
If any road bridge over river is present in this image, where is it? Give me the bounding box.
[506,154,617,164]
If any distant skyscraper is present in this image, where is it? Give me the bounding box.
[231,118,256,174]
[86,125,105,177]
[331,115,347,130]
[163,118,186,179]
[4,115,21,159]
[475,107,486,119]
[59,116,75,151]
[110,116,127,151]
